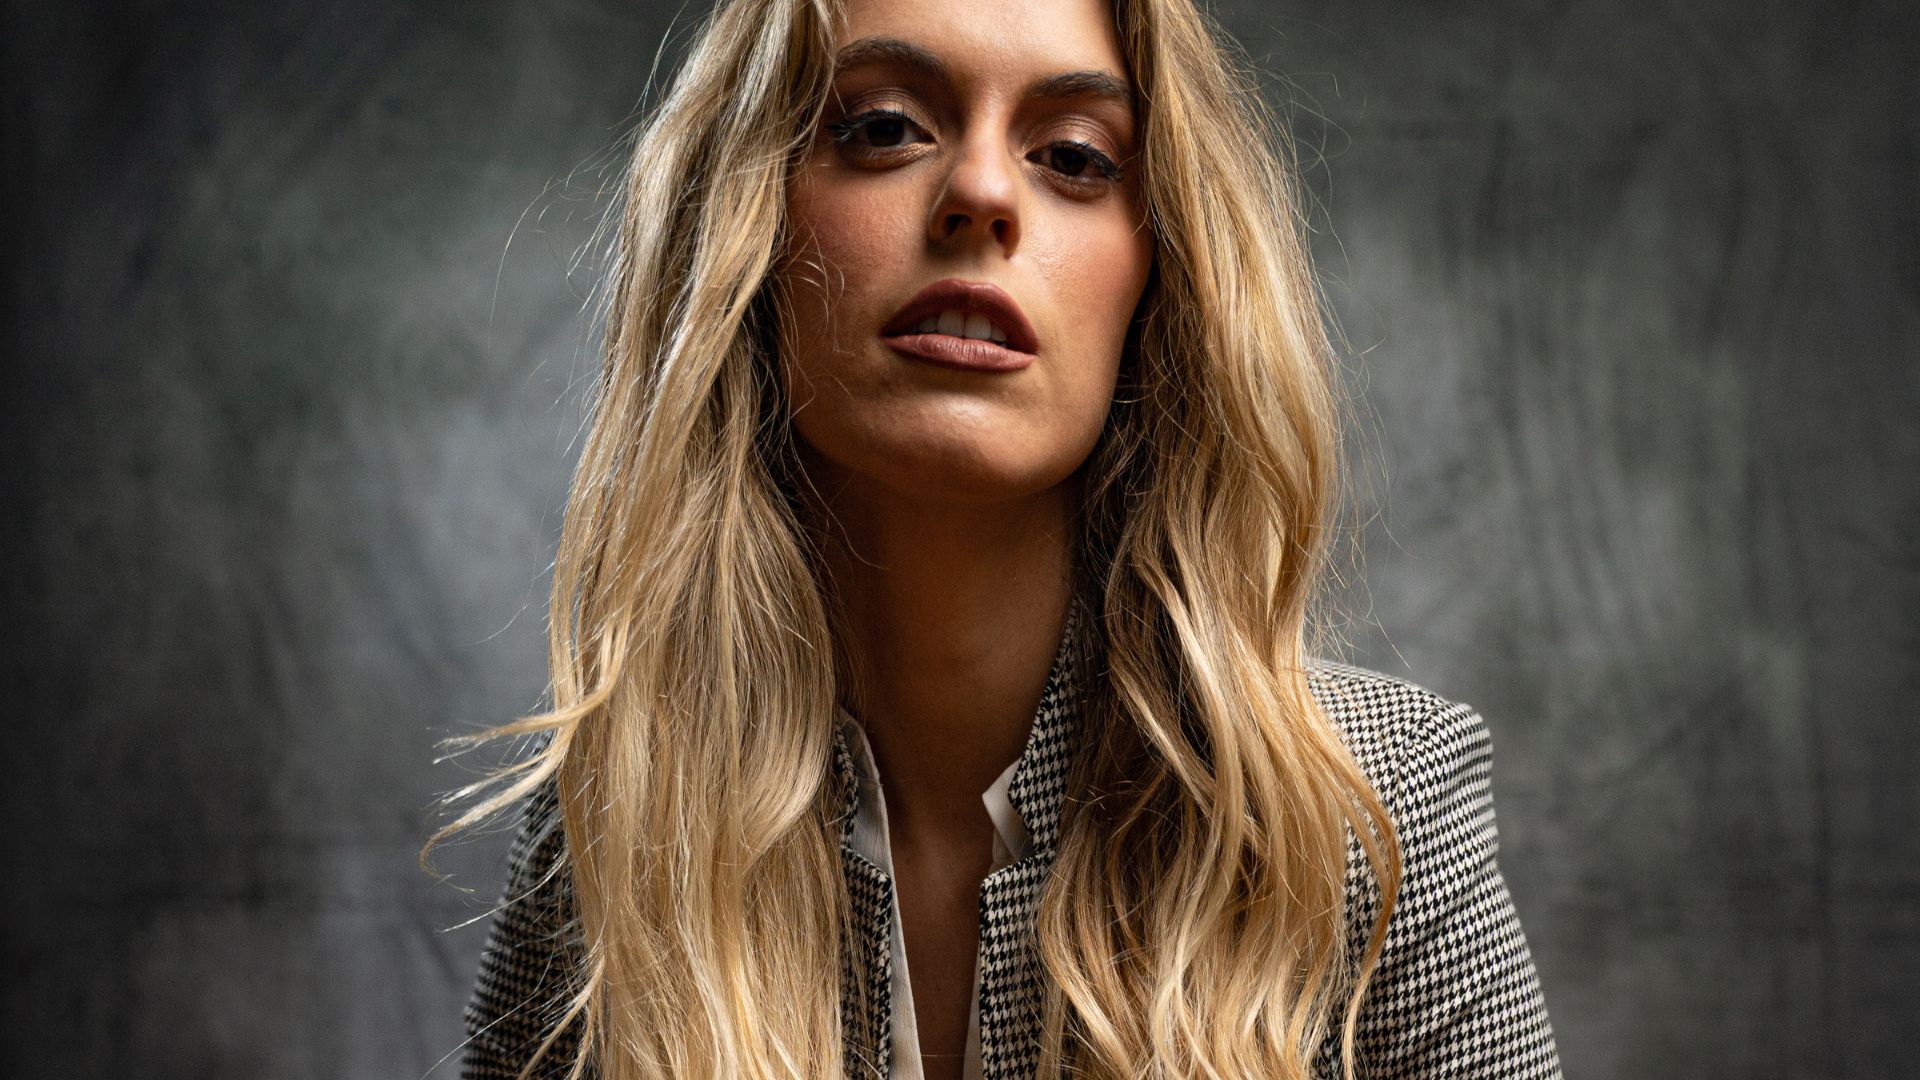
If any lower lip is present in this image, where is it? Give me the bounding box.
[884,333,1034,373]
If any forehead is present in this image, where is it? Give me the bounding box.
[829,0,1128,83]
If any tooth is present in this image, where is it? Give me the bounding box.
[989,328,1007,344]
[962,313,993,341]
[937,310,966,336]
[915,318,939,333]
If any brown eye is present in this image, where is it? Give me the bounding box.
[1031,140,1122,183]
[864,116,908,147]
[1048,145,1090,175]
[826,109,928,151]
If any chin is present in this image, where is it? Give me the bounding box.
[850,438,1083,507]
[891,462,1060,507]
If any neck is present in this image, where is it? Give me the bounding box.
[807,456,1081,845]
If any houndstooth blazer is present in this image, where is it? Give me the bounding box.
[458,598,1563,1079]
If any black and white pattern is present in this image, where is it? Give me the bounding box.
[459,605,1562,1079]
[970,596,1089,1080]
[1305,662,1562,1079]
[459,779,590,1080]
[832,726,898,1079]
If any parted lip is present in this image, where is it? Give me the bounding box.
[880,278,1040,355]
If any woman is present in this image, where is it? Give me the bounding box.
[435,0,1562,1076]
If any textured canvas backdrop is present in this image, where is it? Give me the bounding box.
[3,1,1913,1077]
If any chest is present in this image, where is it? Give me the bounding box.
[839,833,1055,1080]
[892,831,995,1079]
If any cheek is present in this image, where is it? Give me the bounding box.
[782,169,917,349]
[1036,205,1152,441]
[776,170,922,471]
[1035,207,1153,368]
[1027,214,1151,450]
[1063,214,1151,454]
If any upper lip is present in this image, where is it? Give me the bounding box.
[881,278,1040,355]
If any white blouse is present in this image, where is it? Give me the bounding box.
[835,706,1031,1080]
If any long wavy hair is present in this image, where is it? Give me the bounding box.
[426,0,1400,1076]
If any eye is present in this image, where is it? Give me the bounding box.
[1031,139,1123,184]
[825,108,930,151]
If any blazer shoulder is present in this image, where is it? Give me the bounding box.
[1301,659,1563,1078]
[461,774,591,1080]
[1303,657,1488,798]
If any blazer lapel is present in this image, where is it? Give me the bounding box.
[833,729,895,1079]
[977,598,1092,1080]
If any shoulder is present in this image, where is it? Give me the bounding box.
[1304,657,1494,812]
[486,774,574,920]
[1302,660,1564,1077]
[461,775,590,1079]
[1300,657,1507,946]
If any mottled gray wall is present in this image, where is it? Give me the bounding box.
[2,1,1912,1078]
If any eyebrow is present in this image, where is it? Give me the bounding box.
[831,35,1135,112]
[832,36,950,84]
[1028,70,1134,111]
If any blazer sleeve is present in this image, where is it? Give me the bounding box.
[1340,701,1564,1080]
[460,779,592,1080]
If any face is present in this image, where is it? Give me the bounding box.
[776,0,1154,506]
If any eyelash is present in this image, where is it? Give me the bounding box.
[825,108,1124,184]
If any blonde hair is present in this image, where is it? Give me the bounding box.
[426,0,1399,1077]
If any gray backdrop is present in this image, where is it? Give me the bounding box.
[4,0,1913,1077]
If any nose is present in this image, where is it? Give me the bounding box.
[927,129,1022,256]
